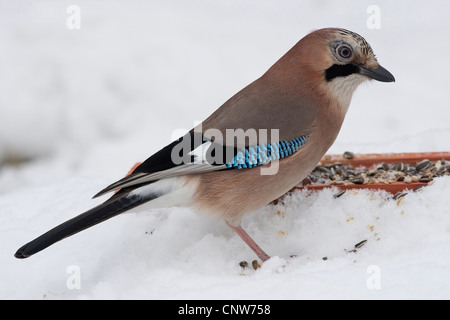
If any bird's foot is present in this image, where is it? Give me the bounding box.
[226,222,271,262]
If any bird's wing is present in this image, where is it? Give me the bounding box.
[93,130,310,198]
[200,75,317,146]
[15,131,309,258]
[95,75,317,198]
[16,131,309,258]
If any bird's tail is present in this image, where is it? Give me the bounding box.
[14,191,156,259]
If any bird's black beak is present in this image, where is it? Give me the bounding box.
[357,64,395,82]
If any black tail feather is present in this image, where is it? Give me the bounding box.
[14,192,153,259]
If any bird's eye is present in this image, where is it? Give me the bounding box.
[337,45,352,59]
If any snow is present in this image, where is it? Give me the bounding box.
[1,0,450,299]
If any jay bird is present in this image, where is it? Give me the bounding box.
[15,28,394,262]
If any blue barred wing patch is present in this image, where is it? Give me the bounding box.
[225,136,309,169]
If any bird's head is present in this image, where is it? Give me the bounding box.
[307,28,395,107]
[323,28,395,83]
[272,28,395,110]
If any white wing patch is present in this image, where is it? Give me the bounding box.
[188,141,213,164]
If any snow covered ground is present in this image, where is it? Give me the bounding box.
[1,0,450,299]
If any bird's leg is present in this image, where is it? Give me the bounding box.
[226,221,271,262]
